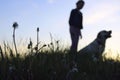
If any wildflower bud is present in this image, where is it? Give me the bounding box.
[56,40,59,44]
[28,44,31,49]
[13,22,18,29]
[28,38,33,49]
[37,27,39,32]
[30,40,33,46]
[50,42,53,45]
[35,46,38,51]
[43,44,47,47]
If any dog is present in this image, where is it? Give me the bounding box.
[78,30,112,61]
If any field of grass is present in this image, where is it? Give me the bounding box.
[0,23,120,80]
[0,41,120,80]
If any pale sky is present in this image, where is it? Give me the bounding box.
[0,0,120,56]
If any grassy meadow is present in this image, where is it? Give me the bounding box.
[0,22,120,80]
[0,41,120,80]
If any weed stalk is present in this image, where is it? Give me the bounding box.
[12,22,18,56]
[36,27,39,53]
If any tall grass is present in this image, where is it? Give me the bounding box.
[0,41,120,80]
[0,23,120,80]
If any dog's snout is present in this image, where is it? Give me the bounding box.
[109,30,112,34]
[108,30,112,38]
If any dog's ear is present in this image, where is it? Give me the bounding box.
[97,32,102,39]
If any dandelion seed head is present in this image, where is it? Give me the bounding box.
[13,22,18,29]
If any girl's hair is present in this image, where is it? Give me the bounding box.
[76,0,85,5]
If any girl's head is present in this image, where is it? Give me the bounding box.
[76,0,85,10]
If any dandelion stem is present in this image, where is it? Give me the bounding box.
[36,27,39,53]
[13,28,18,55]
[12,22,18,56]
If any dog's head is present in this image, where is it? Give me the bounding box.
[97,30,112,40]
